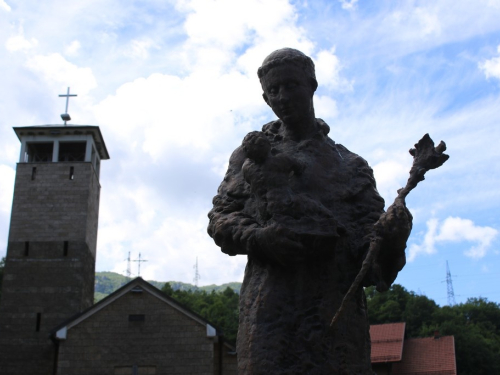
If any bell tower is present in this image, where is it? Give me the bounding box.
[0,91,109,374]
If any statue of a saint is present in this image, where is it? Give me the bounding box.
[208,48,413,374]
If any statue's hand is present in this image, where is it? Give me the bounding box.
[371,198,412,291]
[250,224,306,266]
[375,198,412,240]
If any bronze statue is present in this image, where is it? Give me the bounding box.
[208,48,447,374]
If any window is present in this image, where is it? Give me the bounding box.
[128,314,145,322]
[63,241,69,256]
[24,241,29,256]
[35,312,41,332]
[26,142,53,162]
[31,167,37,180]
[58,142,86,162]
[69,166,74,180]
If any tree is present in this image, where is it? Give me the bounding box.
[365,284,410,324]
[432,299,500,375]
[403,294,438,337]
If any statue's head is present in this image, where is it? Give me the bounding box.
[257,48,318,92]
[258,48,318,127]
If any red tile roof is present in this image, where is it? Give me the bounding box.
[370,322,406,363]
[391,336,457,375]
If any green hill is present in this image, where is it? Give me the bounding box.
[94,271,241,302]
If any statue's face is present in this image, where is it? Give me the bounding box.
[261,64,315,126]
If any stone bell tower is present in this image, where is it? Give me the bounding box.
[0,89,110,374]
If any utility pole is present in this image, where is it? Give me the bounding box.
[193,257,201,287]
[132,253,148,277]
[446,261,456,306]
[125,252,132,279]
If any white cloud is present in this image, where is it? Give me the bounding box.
[372,159,409,203]
[413,7,441,36]
[479,45,500,80]
[314,48,349,91]
[436,217,498,258]
[314,95,338,122]
[93,70,264,162]
[383,5,442,43]
[178,0,315,75]
[0,0,10,12]
[5,35,38,52]
[339,0,358,10]
[408,218,439,261]
[25,53,97,95]
[65,40,81,56]
[408,217,498,261]
[125,39,157,59]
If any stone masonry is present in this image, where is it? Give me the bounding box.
[56,280,237,375]
[0,161,101,375]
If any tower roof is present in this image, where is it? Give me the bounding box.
[13,125,110,160]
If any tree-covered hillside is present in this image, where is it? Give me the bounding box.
[94,271,241,301]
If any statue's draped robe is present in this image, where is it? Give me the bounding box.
[208,119,399,374]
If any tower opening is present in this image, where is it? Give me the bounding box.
[58,142,86,162]
[26,142,53,162]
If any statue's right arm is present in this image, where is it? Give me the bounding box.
[207,146,260,256]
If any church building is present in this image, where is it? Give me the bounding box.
[0,101,237,374]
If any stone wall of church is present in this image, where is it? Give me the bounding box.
[56,288,227,375]
[8,162,101,257]
[0,162,100,375]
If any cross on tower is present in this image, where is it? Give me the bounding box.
[58,87,77,126]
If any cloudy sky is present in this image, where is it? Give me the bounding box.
[1,0,499,306]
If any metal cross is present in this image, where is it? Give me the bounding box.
[58,87,77,126]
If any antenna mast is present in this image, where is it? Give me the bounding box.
[446,261,456,306]
[125,251,132,279]
[193,257,201,287]
[132,253,148,277]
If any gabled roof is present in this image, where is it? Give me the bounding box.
[391,336,457,375]
[370,322,406,363]
[52,277,222,341]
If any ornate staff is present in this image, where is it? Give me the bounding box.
[330,133,449,328]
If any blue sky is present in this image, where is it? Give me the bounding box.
[0,0,499,306]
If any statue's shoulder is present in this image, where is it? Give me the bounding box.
[316,118,371,170]
[334,142,372,169]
